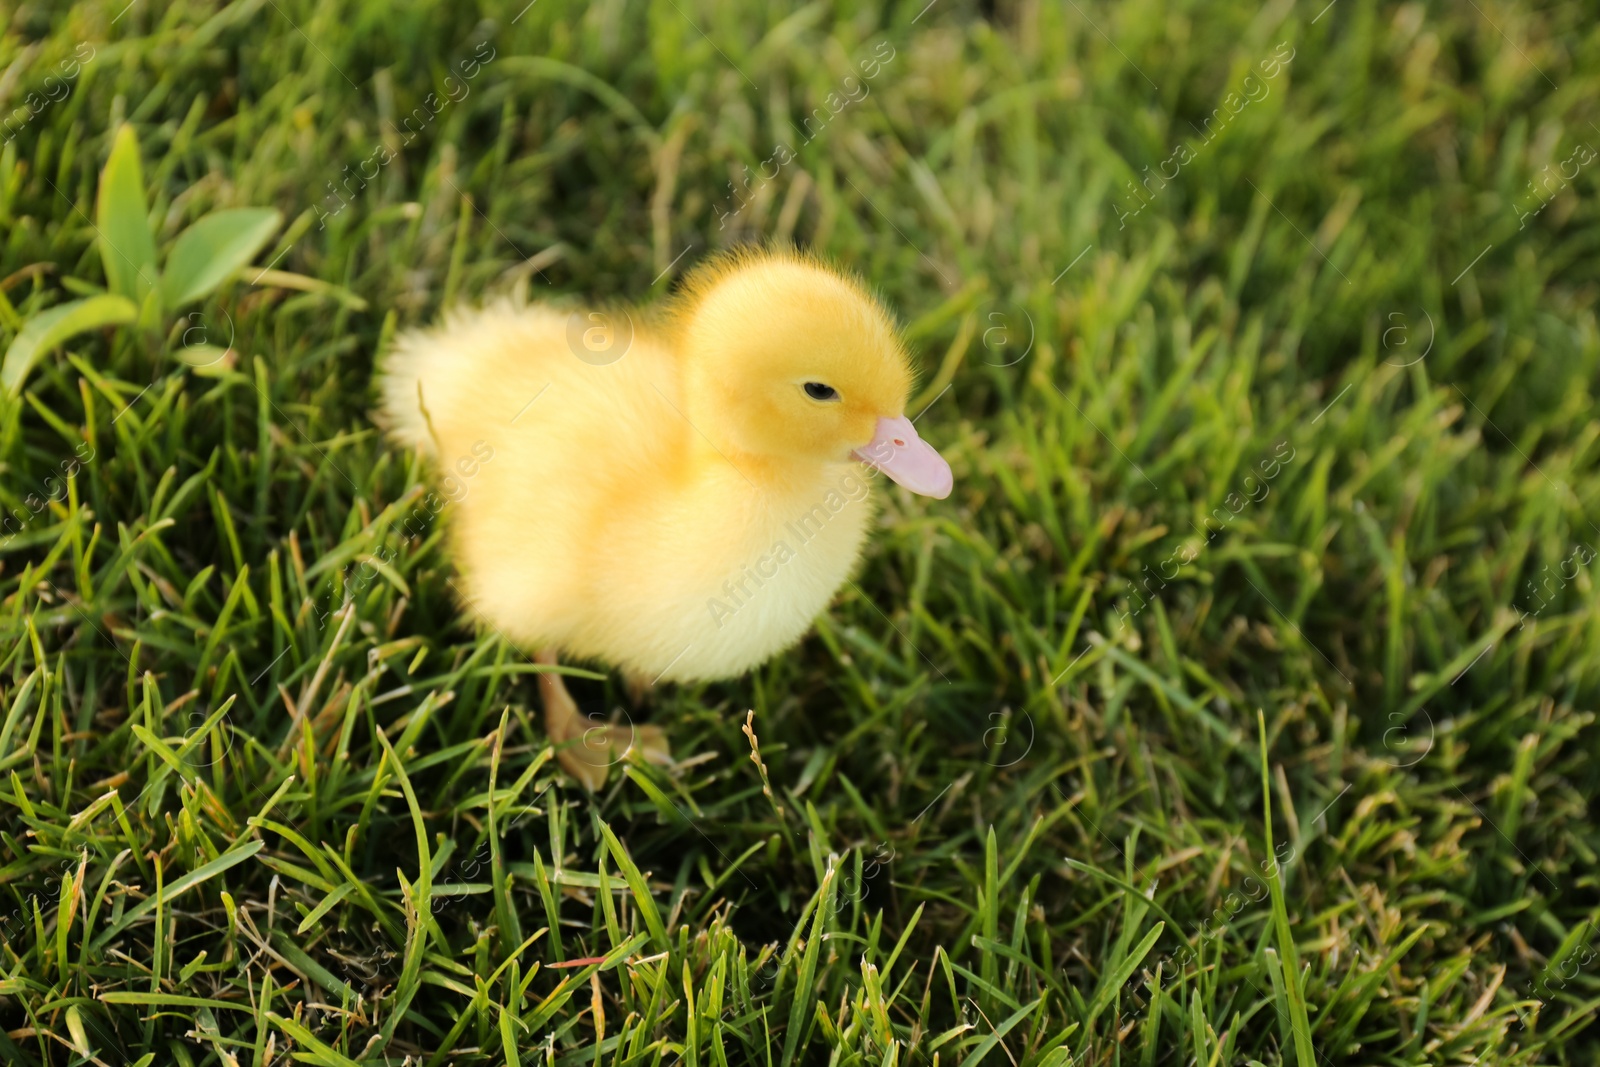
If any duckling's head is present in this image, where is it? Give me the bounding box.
[673,251,952,498]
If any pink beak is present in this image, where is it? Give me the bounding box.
[851,415,953,499]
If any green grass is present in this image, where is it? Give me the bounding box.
[2,0,1599,1063]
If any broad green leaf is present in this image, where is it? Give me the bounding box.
[2,295,138,396]
[95,125,159,307]
[136,285,163,331]
[161,207,282,307]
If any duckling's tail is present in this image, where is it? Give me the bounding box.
[376,302,514,457]
[375,332,435,456]
[379,299,576,459]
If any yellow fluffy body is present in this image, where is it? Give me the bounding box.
[377,250,919,683]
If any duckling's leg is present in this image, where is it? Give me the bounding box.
[536,650,671,790]
[622,668,655,709]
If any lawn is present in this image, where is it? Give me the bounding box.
[2,0,1598,1063]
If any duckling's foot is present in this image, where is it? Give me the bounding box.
[537,651,671,791]
[584,721,673,770]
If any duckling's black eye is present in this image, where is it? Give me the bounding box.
[804,382,839,401]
